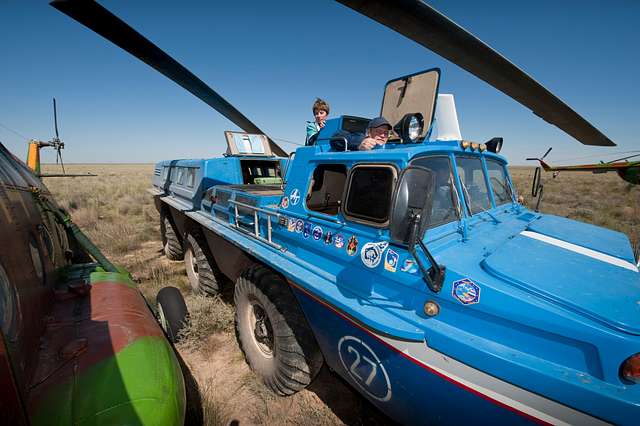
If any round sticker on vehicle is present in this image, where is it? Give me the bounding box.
[281,197,289,209]
[360,241,389,268]
[338,336,392,402]
[312,226,323,241]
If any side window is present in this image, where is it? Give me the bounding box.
[486,159,512,205]
[344,165,396,225]
[162,166,168,180]
[411,156,459,228]
[306,164,347,216]
[187,169,196,188]
[177,168,185,185]
[456,156,491,214]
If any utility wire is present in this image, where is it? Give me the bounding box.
[273,137,305,147]
[0,122,30,141]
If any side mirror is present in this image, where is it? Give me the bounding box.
[390,166,435,244]
[390,166,445,293]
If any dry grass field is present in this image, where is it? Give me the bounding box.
[42,163,639,425]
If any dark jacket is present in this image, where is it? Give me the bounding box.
[329,130,365,151]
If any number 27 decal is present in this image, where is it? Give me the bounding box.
[338,336,392,402]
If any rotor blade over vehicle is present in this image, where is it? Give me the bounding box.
[50,0,288,157]
[337,0,615,147]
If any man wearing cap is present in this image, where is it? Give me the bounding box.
[329,116,392,151]
[358,116,392,151]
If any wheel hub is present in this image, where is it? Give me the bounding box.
[185,246,199,291]
[250,302,274,357]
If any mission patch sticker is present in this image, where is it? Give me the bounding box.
[312,226,323,241]
[401,259,418,274]
[295,219,304,233]
[290,188,301,206]
[452,278,481,305]
[384,249,399,272]
[287,219,296,232]
[335,234,345,249]
[281,197,289,209]
[324,231,333,245]
[361,241,389,269]
[303,222,311,239]
[347,236,358,256]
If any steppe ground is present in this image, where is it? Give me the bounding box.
[43,164,639,425]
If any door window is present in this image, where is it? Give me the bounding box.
[344,165,396,225]
[306,164,347,216]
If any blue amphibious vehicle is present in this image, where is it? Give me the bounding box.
[151,68,640,425]
[51,0,640,423]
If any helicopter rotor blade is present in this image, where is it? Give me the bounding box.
[53,97,59,139]
[57,146,65,174]
[337,0,615,147]
[50,0,288,157]
[541,147,553,160]
[607,153,640,164]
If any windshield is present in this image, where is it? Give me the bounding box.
[455,156,491,214]
[486,158,513,205]
[410,156,459,228]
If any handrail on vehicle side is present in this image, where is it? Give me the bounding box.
[228,199,284,250]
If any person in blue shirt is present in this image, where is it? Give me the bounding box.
[305,98,330,145]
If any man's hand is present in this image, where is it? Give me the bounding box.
[358,137,380,150]
[319,120,325,128]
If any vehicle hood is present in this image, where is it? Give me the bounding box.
[527,215,636,263]
[482,217,640,335]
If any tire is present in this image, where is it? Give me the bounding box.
[161,216,184,261]
[234,265,323,396]
[184,233,221,296]
[157,286,189,343]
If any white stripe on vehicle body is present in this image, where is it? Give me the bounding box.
[376,335,609,426]
[521,231,639,272]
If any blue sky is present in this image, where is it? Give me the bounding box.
[1,0,638,165]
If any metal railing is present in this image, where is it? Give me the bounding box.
[228,199,283,250]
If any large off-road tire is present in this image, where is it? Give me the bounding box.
[184,233,221,295]
[234,265,323,396]
[161,216,184,261]
[157,286,189,343]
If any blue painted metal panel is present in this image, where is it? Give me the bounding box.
[526,214,636,263]
[482,232,640,334]
[153,129,640,424]
[292,286,533,425]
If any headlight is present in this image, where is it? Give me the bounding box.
[486,137,503,153]
[395,113,424,144]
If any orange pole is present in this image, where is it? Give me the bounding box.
[26,140,41,174]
